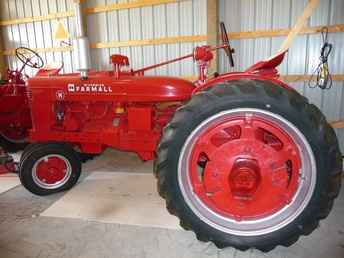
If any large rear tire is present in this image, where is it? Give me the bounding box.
[155,79,342,251]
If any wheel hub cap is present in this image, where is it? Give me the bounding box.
[229,159,261,198]
[33,155,72,189]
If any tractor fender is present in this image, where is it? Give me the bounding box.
[192,73,292,95]
[193,51,290,94]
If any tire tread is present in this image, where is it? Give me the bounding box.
[154,79,342,251]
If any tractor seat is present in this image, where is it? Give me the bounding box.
[245,51,286,76]
[111,54,130,67]
[36,62,64,76]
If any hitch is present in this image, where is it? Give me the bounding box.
[0,148,18,174]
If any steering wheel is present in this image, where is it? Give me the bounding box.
[15,47,44,69]
[220,22,235,67]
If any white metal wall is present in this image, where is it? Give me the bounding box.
[0,0,207,77]
[86,0,206,76]
[0,0,77,75]
[219,0,344,151]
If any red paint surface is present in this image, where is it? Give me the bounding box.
[35,156,67,184]
[2,43,290,162]
[188,114,300,221]
[0,69,31,141]
[0,165,9,175]
[27,72,195,159]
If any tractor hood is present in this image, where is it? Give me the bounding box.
[27,73,195,103]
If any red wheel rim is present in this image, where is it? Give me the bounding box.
[189,113,301,221]
[178,109,316,236]
[32,155,72,189]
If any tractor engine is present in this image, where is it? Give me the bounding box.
[26,74,194,160]
[52,100,168,160]
[54,101,117,133]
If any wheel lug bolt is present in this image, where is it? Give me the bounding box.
[234,215,242,222]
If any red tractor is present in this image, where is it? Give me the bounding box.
[0,46,96,171]
[0,47,46,152]
[13,19,342,251]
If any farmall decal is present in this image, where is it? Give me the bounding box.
[67,83,113,93]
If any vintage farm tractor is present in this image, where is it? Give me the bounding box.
[5,2,342,252]
[0,47,45,152]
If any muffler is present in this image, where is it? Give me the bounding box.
[73,0,91,80]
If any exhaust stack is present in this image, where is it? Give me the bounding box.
[73,0,91,80]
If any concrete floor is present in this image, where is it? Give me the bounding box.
[0,149,343,258]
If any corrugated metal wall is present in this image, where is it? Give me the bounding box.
[86,0,206,76]
[0,0,207,77]
[219,0,344,151]
[0,0,77,75]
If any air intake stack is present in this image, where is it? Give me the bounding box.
[73,0,91,79]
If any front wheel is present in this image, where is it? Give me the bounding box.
[19,142,81,196]
[155,79,342,251]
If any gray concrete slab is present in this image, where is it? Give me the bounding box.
[0,149,343,258]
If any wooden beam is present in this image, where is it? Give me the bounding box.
[278,0,320,53]
[1,19,342,39]
[0,0,176,26]
[85,0,176,14]
[330,120,344,129]
[183,74,344,83]
[207,0,219,74]
[228,24,344,40]
[0,11,74,26]
[1,21,342,55]
[280,74,344,82]
[2,46,73,56]
[1,35,206,56]
[182,76,198,81]
[0,22,342,55]
[91,35,207,49]
[0,27,7,78]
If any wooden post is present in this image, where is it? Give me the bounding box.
[207,0,219,74]
[330,120,344,129]
[0,0,9,77]
[278,0,319,53]
[0,28,7,79]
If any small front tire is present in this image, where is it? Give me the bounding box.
[19,142,81,196]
